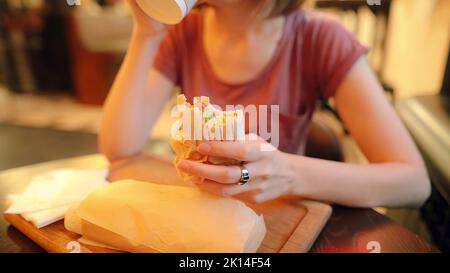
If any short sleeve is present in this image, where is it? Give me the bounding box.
[153,26,181,85]
[308,14,369,99]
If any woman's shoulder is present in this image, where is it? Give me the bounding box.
[289,8,351,40]
[289,9,368,99]
[290,8,365,60]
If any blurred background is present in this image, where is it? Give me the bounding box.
[0,0,449,251]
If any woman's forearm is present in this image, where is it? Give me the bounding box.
[99,28,166,161]
[280,152,431,208]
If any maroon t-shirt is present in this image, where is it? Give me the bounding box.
[153,8,368,154]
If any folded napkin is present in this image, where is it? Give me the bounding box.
[5,168,108,228]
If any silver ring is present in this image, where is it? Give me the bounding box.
[238,165,250,185]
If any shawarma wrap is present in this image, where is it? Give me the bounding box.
[170,95,245,184]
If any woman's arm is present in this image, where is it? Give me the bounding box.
[285,57,430,208]
[176,57,431,208]
[99,1,175,162]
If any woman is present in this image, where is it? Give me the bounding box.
[99,0,430,208]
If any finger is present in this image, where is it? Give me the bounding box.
[197,141,263,162]
[196,180,229,196]
[222,178,270,196]
[177,160,264,184]
[198,178,269,197]
[177,160,241,184]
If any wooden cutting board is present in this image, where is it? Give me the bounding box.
[3,154,332,253]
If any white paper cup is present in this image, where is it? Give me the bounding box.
[136,0,197,25]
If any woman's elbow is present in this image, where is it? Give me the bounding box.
[98,135,120,163]
[409,165,431,208]
[98,134,137,164]
[101,149,142,182]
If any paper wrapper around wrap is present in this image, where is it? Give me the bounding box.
[64,180,266,253]
[170,95,245,184]
[170,139,241,184]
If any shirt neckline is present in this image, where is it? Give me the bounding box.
[197,9,296,88]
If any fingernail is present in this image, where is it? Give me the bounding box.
[197,143,211,153]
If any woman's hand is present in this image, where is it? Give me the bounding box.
[127,0,167,37]
[177,134,294,203]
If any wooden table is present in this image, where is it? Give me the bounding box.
[0,154,439,253]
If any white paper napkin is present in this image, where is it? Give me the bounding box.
[5,168,108,228]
